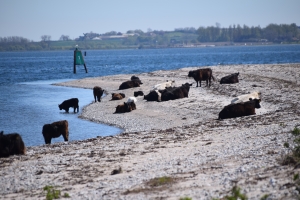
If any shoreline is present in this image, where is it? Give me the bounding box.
[1,63,300,199]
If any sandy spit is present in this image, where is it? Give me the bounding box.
[1,64,300,200]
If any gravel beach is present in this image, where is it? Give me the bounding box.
[1,63,300,200]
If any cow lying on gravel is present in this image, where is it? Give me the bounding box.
[134,91,144,97]
[220,72,239,84]
[42,120,69,144]
[127,97,137,103]
[0,131,26,157]
[231,91,261,104]
[144,90,162,102]
[114,102,136,113]
[151,80,176,91]
[144,83,192,102]
[111,93,126,100]
[131,75,141,82]
[160,83,192,101]
[218,98,261,119]
[93,86,104,102]
[119,80,143,90]
[58,98,79,113]
[188,68,215,87]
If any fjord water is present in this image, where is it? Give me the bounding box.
[1,45,300,147]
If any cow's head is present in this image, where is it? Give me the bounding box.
[249,98,261,109]
[120,93,126,98]
[123,102,132,112]
[188,71,195,78]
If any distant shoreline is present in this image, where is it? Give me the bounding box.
[1,42,299,52]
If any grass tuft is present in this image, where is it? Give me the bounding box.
[180,197,192,200]
[43,185,69,200]
[147,176,174,187]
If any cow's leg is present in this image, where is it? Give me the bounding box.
[65,108,69,113]
[62,133,68,142]
[45,137,51,144]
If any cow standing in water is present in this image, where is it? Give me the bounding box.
[42,120,69,144]
[58,98,79,113]
[188,68,215,87]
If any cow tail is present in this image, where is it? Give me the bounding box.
[211,75,216,81]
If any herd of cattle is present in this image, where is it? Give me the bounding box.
[0,68,261,158]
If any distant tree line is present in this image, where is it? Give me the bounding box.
[0,23,299,51]
[0,36,32,43]
[197,23,299,43]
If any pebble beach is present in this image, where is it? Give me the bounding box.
[1,63,300,199]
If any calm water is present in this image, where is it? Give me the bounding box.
[1,45,300,146]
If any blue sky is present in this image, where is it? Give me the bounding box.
[1,0,299,41]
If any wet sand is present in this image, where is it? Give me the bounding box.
[1,63,300,199]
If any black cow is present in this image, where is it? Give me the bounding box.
[160,83,192,101]
[93,86,104,102]
[144,90,161,102]
[0,131,26,158]
[119,80,142,90]
[58,98,79,113]
[218,98,261,120]
[220,72,239,84]
[134,91,144,97]
[188,68,215,87]
[42,120,69,144]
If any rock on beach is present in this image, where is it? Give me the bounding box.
[1,63,300,199]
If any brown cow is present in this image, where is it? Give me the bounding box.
[218,98,261,120]
[93,86,104,102]
[114,102,136,113]
[0,131,26,157]
[111,93,126,101]
[188,68,215,87]
[42,120,69,144]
